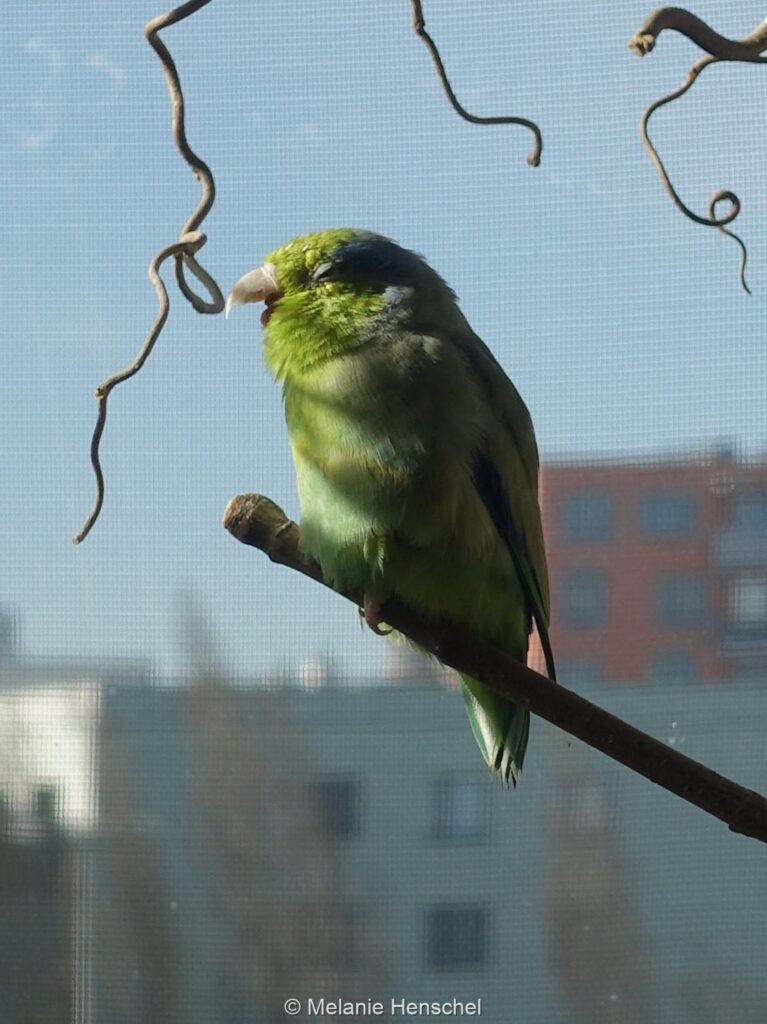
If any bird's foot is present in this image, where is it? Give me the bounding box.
[361,595,392,636]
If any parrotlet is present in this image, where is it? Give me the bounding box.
[227,229,555,783]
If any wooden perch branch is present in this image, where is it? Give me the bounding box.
[629,8,767,294]
[223,493,767,846]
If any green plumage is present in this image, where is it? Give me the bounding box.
[240,229,554,783]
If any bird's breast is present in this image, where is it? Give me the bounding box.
[282,335,501,580]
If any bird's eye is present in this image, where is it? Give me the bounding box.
[311,261,338,284]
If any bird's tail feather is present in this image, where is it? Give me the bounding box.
[460,675,529,786]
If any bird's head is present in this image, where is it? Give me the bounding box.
[226,228,457,379]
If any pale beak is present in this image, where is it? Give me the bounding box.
[225,262,281,319]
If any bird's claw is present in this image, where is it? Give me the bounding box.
[362,595,392,635]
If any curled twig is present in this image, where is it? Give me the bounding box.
[411,0,542,167]
[75,0,224,543]
[73,233,208,544]
[223,494,767,845]
[145,1,224,315]
[640,55,751,293]
[631,8,767,293]
[629,7,767,60]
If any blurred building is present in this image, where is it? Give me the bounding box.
[0,674,100,1024]
[1,659,765,1024]
[541,450,767,684]
[93,679,767,1024]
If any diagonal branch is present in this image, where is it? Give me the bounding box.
[75,0,224,544]
[630,8,767,294]
[410,0,542,167]
[223,492,767,846]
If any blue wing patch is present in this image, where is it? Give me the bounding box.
[472,454,556,682]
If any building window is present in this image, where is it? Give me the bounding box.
[638,492,697,537]
[649,651,696,681]
[432,776,490,841]
[424,905,489,971]
[732,490,767,530]
[34,787,58,826]
[314,777,360,840]
[729,577,767,629]
[560,490,614,542]
[655,575,707,627]
[714,488,767,567]
[559,570,607,629]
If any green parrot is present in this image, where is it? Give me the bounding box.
[227,229,555,783]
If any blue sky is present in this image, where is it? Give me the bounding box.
[2,0,766,677]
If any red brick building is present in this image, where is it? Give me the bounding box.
[540,452,767,684]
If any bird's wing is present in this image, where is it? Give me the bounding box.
[451,328,556,682]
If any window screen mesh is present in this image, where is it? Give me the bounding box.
[1,2,766,1022]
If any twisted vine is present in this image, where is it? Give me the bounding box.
[411,0,542,167]
[74,0,224,544]
[630,8,767,293]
